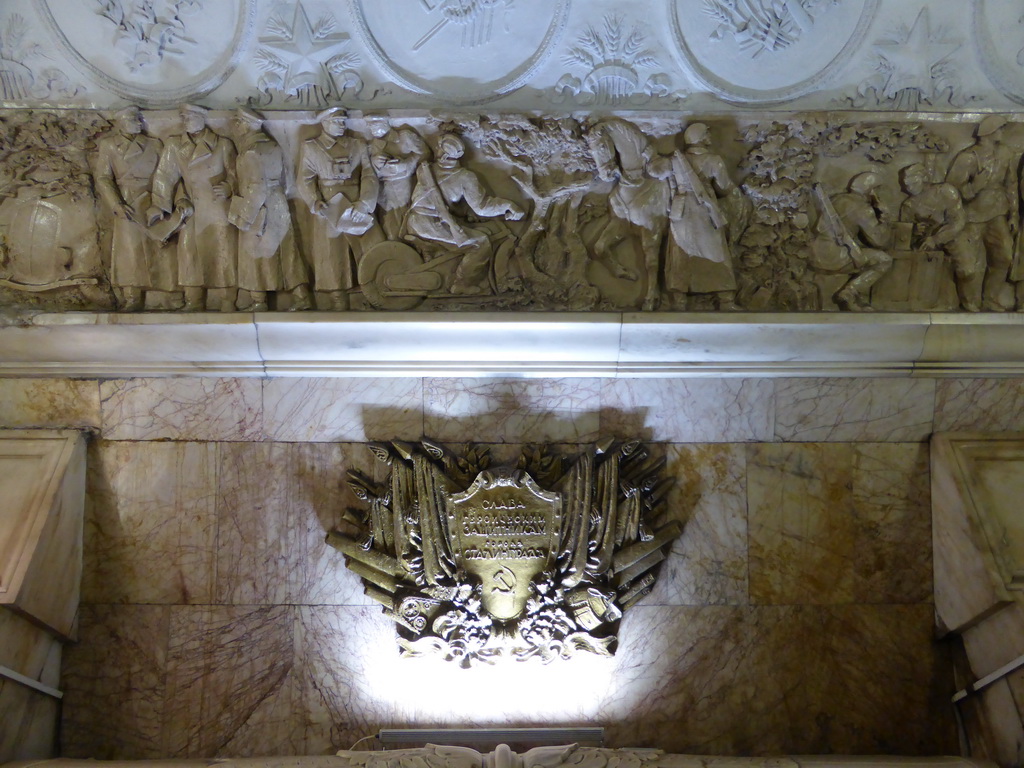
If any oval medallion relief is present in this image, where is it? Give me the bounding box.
[37,0,256,106]
[352,0,570,104]
[973,0,1024,105]
[670,0,879,103]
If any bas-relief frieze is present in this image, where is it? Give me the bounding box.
[327,439,681,666]
[5,107,1024,313]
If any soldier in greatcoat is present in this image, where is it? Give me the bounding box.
[945,115,1019,311]
[586,119,672,311]
[297,108,380,311]
[666,122,751,310]
[149,104,237,312]
[93,106,176,310]
[228,108,311,311]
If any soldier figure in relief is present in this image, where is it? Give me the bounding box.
[586,119,672,311]
[899,162,971,307]
[228,108,311,311]
[298,108,381,311]
[944,115,1019,311]
[93,106,176,311]
[367,116,428,241]
[807,172,894,311]
[406,132,524,295]
[665,122,750,310]
[149,104,238,312]
[897,163,974,309]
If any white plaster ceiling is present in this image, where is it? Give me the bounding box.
[2,0,1024,112]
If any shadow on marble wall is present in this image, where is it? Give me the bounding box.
[60,435,956,758]
[6,374,1016,757]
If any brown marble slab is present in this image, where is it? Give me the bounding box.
[60,604,171,759]
[602,604,956,754]
[214,443,310,606]
[83,440,218,605]
[748,443,932,605]
[0,378,100,429]
[163,605,301,757]
[646,443,748,606]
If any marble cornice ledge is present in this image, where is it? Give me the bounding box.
[0,312,1022,378]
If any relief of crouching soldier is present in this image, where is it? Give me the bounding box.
[297,108,381,311]
[149,104,238,312]
[807,173,894,311]
[406,132,524,296]
[93,106,177,310]
[228,108,311,311]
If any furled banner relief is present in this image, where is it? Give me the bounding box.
[326,439,681,666]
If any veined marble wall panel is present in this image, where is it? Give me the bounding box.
[748,442,932,605]
[0,0,1020,111]
[28,373,1022,757]
[600,379,775,443]
[645,443,748,606]
[423,378,602,443]
[100,379,264,441]
[0,380,100,430]
[83,441,219,605]
[934,379,1024,433]
[262,378,424,442]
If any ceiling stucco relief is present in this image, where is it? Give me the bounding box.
[92,0,204,73]
[250,0,381,108]
[36,0,256,106]
[551,14,688,108]
[0,0,1022,110]
[0,13,83,104]
[840,7,972,110]
[974,0,1024,106]
[350,0,571,104]
[669,0,880,103]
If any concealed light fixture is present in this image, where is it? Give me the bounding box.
[377,728,605,747]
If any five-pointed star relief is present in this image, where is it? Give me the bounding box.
[259,2,352,93]
[874,7,961,99]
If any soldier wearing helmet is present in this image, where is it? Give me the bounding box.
[944,115,1018,311]
[808,171,894,311]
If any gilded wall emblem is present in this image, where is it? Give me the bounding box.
[327,439,682,666]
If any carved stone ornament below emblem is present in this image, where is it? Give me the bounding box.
[327,439,681,666]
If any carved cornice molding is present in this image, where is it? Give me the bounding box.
[0,312,1022,378]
